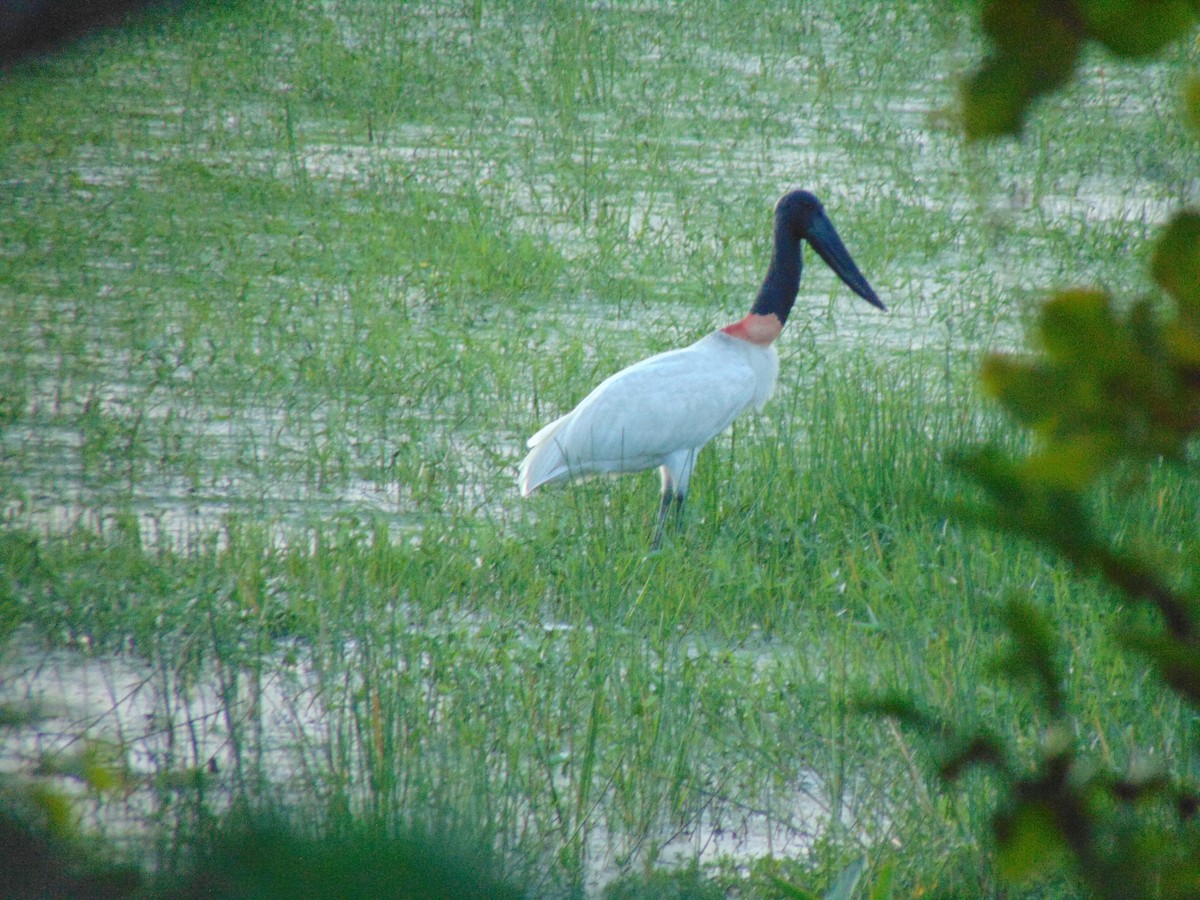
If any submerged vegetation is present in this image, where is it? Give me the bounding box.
[1,0,1198,895]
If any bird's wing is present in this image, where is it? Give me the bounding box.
[542,338,760,478]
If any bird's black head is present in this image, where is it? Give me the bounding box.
[753,190,885,322]
[774,190,825,238]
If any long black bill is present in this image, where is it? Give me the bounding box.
[806,211,886,311]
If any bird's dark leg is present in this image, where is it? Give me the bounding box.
[651,490,685,551]
[652,459,693,551]
[651,492,671,551]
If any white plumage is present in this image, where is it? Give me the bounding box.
[518,331,779,500]
[517,190,883,548]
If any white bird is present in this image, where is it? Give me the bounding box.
[518,190,885,549]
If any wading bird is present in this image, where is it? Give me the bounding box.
[518,190,885,549]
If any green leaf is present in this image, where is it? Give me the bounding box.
[981,0,1082,78]
[1152,211,1200,315]
[1186,74,1200,132]
[963,0,1081,140]
[1037,289,1119,363]
[980,0,1048,49]
[979,354,1059,429]
[962,57,1033,140]
[855,691,937,732]
[940,732,1008,781]
[995,801,1070,883]
[995,597,1065,716]
[1021,433,1119,491]
[1162,317,1200,365]
[1078,0,1198,57]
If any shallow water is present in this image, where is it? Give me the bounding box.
[0,623,848,894]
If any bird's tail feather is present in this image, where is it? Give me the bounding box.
[518,417,570,496]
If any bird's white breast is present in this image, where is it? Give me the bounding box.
[710,330,779,410]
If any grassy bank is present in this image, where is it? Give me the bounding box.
[2,0,1198,895]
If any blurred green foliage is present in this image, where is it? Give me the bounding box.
[878,4,1200,898]
[963,0,1200,138]
[945,211,1200,895]
[0,781,141,899]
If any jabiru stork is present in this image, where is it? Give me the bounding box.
[518,190,884,549]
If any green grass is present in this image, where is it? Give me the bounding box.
[1,1,1198,896]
